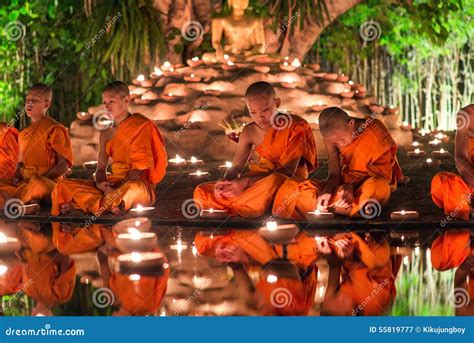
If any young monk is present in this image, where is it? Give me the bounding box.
[431,104,474,220]
[0,84,73,209]
[194,81,317,217]
[276,107,403,219]
[0,122,19,179]
[51,81,167,216]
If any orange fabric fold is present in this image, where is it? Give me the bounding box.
[52,222,104,255]
[0,123,19,179]
[194,115,317,217]
[0,263,23,296]
[430,230,471,271]
[431,172,472,221]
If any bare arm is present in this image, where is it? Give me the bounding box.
[43,154,69,180]
[322,140,342,194]
[224,125,254,180]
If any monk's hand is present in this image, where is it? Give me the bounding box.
[315,236,332,255]
[334,239,354,259]
[96,180,115,195]
[217,178,248,199]
[214,179,232,200]
[335,184,354,209]
[316,193,332,211]
[215,243,249,264]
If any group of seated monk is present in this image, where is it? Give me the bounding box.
[0,81,472,221]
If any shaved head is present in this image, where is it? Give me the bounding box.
[318,107,351,135]
[245,81,276,100]
[103,81,130,98]
[28,83,52,102]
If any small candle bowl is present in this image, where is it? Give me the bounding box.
[168,155,187,167]
[161,93,178,102]
[187,156,204,165]
[204,89,222,96]
[222,61,238,71]
[305,210,335,221]
[82,161,98,170]
[21,204,40,215]
[258,223,299,245]
[129,205,156,217]
[77,111,92,121]
[408,142,424,151]
[188,170,210,180]
[279,62,296,72]
[336,74,349,83]
[116,232,157,253]
[407,149,426,158]
[340,90,354,98]
[117,252,167,276]
[390,210,420,221]
[428,139,442,146]
[200,209,228,219]
[432,148,450,159]
[218,161,232,171]
[0,233,21,258]
[184,74,202,82]
[323,73,338,81]
[422,158,441,169]
[253,66,270,73]
[385,105,399,115]
[399,121,412,131]
[281,81,298,89]
[187,57,203,67]
[311,103,326,112]
[434,132,449,143]
[113,217,152,234]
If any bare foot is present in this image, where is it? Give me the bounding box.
[60,202,73,215]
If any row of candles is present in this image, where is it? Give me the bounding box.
[407,131,450,169]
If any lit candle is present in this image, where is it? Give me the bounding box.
[187,156,204,164]
[422,157,441,169]
[390,210,420,220]
[386,104,399,114]
[258,222,299,245]
[113,217,152,234]
[82,161,98,170]
[187,56,203,67]
[407,148,426,158]
[433,148,449,159]
[118,251,167,276]
[306,209,335,220]
[400,121,412,131]
[218,161,232,171]
[192,57,199,62]
[116,232,157,252]
[291,58,301,68]
[409,141,424,150]
[200,208,228,218]
[168,154,186,165]
[340,89,354,98]
[434,132,449,143]
[136,74,145,82]
[150,67,163,79]
[419,128,430,136]
[311,101,326,112]
[0,232,21,257]
[223,54,230,60]
[162,61,172,70]
[428,138,442,146]
[280,61,296,72]
[188,170,210,180]
[348,80,354,86]
[337,73,349,82]
[129,204,156,216]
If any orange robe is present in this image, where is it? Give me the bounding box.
[430,230,471,271]
[194,230,318,315]
[109,250,170,316]
[194,115,317,217]
[51,113,167,215]
[52,222,104,255]
[0,123,19,179]
[17,222,56,254]
[275,118,403,219]
[21,250,76,307]
[431,136,473,221]
[0,117,73,207]
[337,233,396,316]
[0,262,23,296]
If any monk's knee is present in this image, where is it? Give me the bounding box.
[361,177,391,204]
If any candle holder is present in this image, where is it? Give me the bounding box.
[279,61,296,72]
[116,232,157,252]
[336,74,349,83]
[306,63,320,71]
[187,156,204,165]
[311,102,326,112]
[422,158,441,169]
[113,217,152,234]
[184,74,202,82]
[82,161,98,170]
[222,61,238,71]
[77,111,92,121]
[0,233,20,258]
[187,57,203,67]
[432,148,450,159]
[399,121,412,131]
[199,208,228,219]
[188,170,210,180]
[204,89,222,96]
[253,66,270,73]
[218,161,232,171]
[428,139,442,147]
[281,81,298,89]
[390,210,420,221]
[340,90,354,98]
[161,93,177,102]
[408,142,424,151]
[434,132,449,143]
[407,148,426,158]
[258,222,299,245]
[168,154,187,167]
[323,73,338,81]
[129,205,156,217]
[117,252,167,276]
[305,209,335,221]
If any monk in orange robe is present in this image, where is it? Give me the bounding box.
[17,221,56,255]
[321,232,396,316]
[0,122,19,179]
[52,81,167,216]
[276,107,403,219]
[431,230,471,272]
[20,249,76,316]
[52,222,104,255]
[194,81,317,218]
[194,230,319,315]
[431,104,474,221]
[98,247,169,316]
[0,84,73,210]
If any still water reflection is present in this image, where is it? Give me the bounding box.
[0,220,472,316]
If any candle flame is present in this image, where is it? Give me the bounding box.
[135,204,143,212]
[129,228,142,240]
[163,61,171,68]
[348,80,354,85]
[137,74,145,82]
[196,170,202,176]
[190,73,195,78]
[426,158,433,163]
[223,54,229,60]
[291,58,301,68]
[314,209,321,215]
[283,61,289,66]
[266,274,278,283]
[266,221,278,231]
[413,141,419,146]
[401,210,406,215]
[168,92,173,97]
[439,148,445,153]
[129,274,141,281]
[131,252,142,263]
[316,101,323,106]
[227,60,235,66]
[414,148,420,153]
[190,156,198,163]
[134,220,141,227]
[192,56,199,61]
[0,232,7,243]
[153,67,163,76]
[0,265,7,276]
[225,161,232,168]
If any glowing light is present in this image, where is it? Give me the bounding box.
[266,221,278,231]
[266,274,278,283]
[291,58,301,68]
[131,252,142,263]
[153,67,163,76]
[129,274,141,281]
[137,74,145,82]
[129,228,142,240]
[426,158,433,163]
